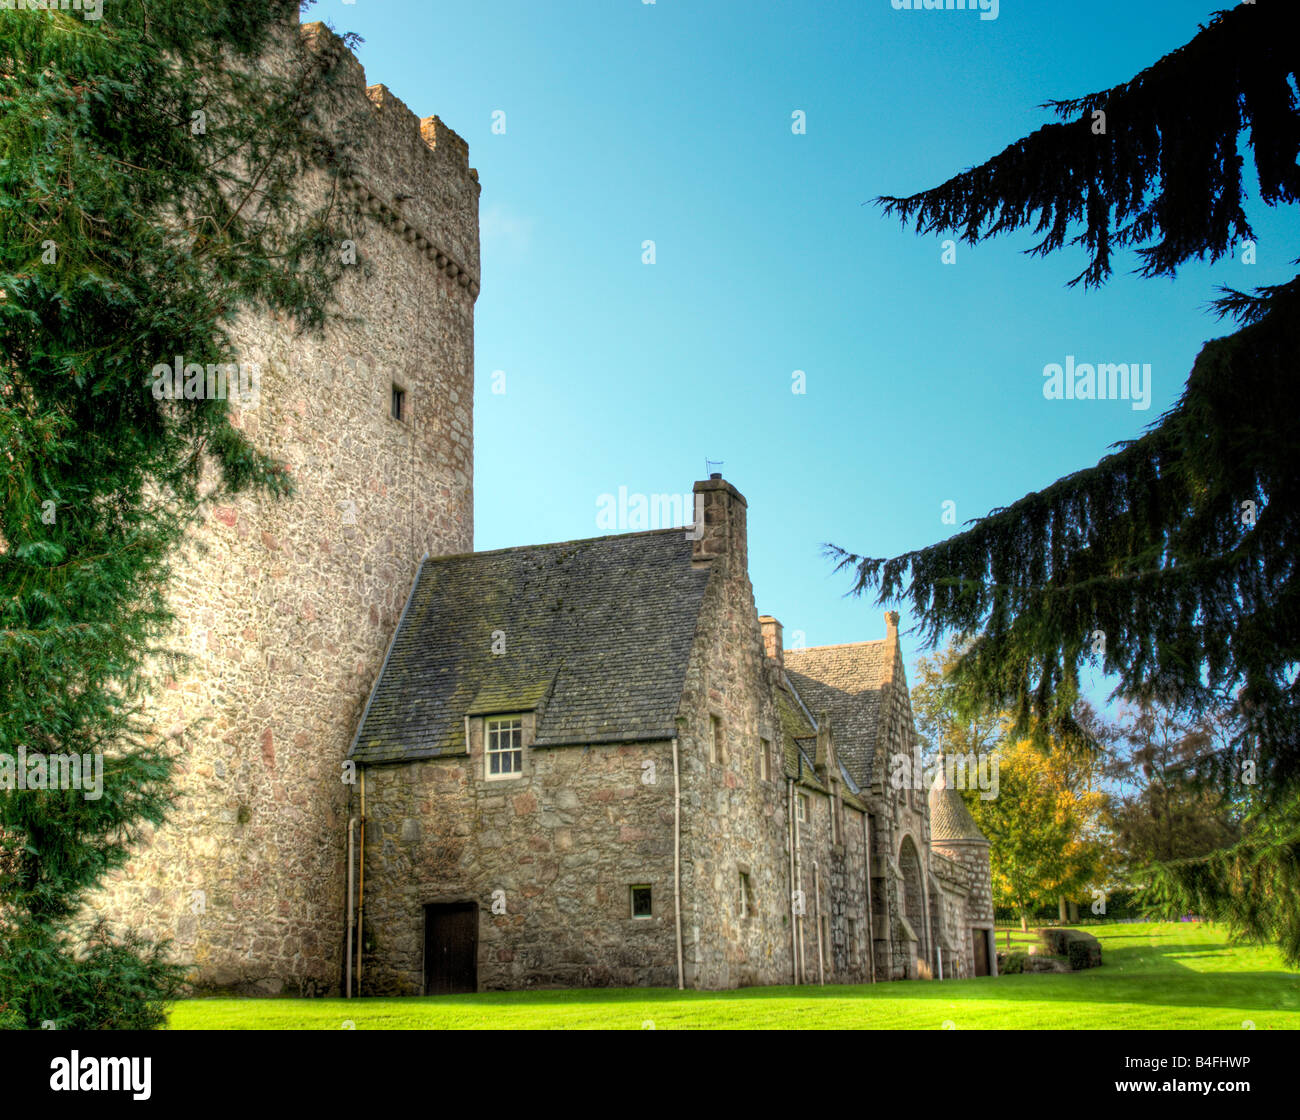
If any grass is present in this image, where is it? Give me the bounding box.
[166,922,1300,1029]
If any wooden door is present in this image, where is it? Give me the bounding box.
[424,903,478,995]
[972,928,990,977]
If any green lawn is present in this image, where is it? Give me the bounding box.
[167,922,1300,1029]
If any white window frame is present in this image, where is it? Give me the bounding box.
[797,792,809,823]
[759,737,771,782]
[485,715,523,781]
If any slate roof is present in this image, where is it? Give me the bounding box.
[349,528,710,764]
[782,640,892,789]
[773,677,867,810]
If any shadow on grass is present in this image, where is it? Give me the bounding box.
[338,936,1297,1017]
[178,926,1299,1022]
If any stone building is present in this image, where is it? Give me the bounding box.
[95,22,480,994]
[95,21,993,997]
[349,476,995,993]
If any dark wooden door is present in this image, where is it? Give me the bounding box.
[424,903,478,995]
[972,929,990,977]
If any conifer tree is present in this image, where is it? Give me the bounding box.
[0,1,361,1027]
[830,1,1300,958]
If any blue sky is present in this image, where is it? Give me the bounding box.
[312,0,1297,692]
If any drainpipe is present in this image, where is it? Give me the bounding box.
[787,779,797,985]
[862,812,876,983]
[920,861,933,981]
[813,860,825,985]
[356,768,366,995]
[793,786,804,984]
[346,817,357,998]
[672,737,684,991]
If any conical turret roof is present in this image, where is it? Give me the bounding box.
[928,763,990,844]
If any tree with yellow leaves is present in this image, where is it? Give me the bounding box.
[966,735,1112,931]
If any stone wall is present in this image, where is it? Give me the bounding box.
[863,625,934,981]
[928,850,973,979]
[676,478,870,989]
[932,837,995,976]
[356,726,679,994]
[92,22,479,994]
[676,479,791,989]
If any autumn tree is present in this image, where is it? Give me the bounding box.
[967,736,1111,931]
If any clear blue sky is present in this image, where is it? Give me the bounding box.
[312,0,1297,689]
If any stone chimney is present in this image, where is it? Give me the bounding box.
[814,710,834,779]
[885,610,899,642]
[759,616,784,670]
[691,475,748,573]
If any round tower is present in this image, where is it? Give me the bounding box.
[94,25,479,994]
[928,764,995,977]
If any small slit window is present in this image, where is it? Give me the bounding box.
[630,885,653,919]
[739,872,753,920]
[758,737,771,782]
[391,383,406,422]
[710,715,724,765]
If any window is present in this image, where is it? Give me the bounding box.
[738,872,754,920]
[797,792,809,823]
[831,796,840,845]
[847,918,857,964]
[485,716,523,779]
[391,383,406,421]
[758,737,771,782]
[630,885,653,919]
[710,715,724,765]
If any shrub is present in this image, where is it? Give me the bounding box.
[999,951,1027,974]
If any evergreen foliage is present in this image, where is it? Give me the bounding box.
[0,1,360,1027]
[830,0,1299,790]
[832,0,1300,960]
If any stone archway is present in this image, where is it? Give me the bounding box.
[898,836,927,969]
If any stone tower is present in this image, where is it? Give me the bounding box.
[928,767,995,976]
[95,23,479,994]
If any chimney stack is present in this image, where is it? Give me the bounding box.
[759,616,784,670]
[884,610,899,641]
[691,476,748,573]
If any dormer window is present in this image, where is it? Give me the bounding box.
[485,716,523,779]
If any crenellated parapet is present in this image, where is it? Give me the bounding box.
[300,22,481,294]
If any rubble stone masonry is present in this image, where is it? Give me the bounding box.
[92,23,479,994]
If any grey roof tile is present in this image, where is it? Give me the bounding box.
[350,528,710,763]
[783,640,891,789]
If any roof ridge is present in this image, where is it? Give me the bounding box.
[784,639,888,654]
[422,525,690,564]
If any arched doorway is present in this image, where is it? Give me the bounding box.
[898,836,927,971]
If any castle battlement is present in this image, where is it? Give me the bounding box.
[301,22,481,289]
